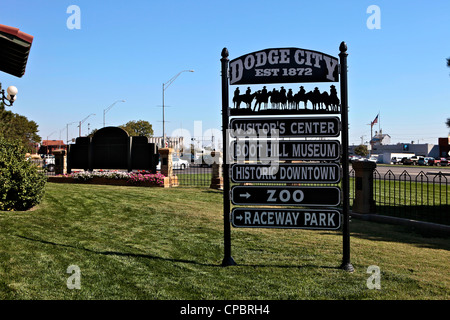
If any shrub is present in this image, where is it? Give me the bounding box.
[0,137,47,211]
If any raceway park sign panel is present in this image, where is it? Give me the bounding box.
[231,208,341,230]
[229,48,339,85]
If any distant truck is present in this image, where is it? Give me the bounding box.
[41,154,55,172]
[410,156,425,165]
[381,153,415,165]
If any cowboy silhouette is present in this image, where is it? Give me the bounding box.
[330,85,337,97]
[261,86,267,95]
[233,87,241,108]
[299,86,306,95]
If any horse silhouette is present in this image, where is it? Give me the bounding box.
[253,90,271,111]
[293,87,308,110]
[270,88,288,109]
[233,90,256,109]
[306,88,322,110]
[328,86,340,111]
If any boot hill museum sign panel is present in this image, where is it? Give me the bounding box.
[220,43,354,272]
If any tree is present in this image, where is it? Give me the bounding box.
[354,144,369,157]
[87,128,98,138]
[0,103,41,152]
[119,120,154,138]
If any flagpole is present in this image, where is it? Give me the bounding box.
[378,111,380,133]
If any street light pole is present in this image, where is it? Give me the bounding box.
[66,122,77,144]
[162,70,194,147]
[0,83,18,107]
[103,100,126,127]
[78,113,95,137]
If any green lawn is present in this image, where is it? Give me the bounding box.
[0,183,448,300]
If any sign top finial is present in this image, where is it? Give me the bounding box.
[339,42,347,53]
[221,48,229,58]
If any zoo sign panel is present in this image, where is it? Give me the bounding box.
[229,48,339,85]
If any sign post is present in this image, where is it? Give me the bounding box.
[221,43,353,272]
[221,48,236,267]
[339,42,354,272]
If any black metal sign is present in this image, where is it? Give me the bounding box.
[231,208,341,230]
[229,117,341,138]
[231,186,341,207]
[229,48,339,85]
[232,140,340,161]
[230,163,341,184]
[221,43,353,271]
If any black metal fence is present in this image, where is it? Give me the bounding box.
[174,162,213,187]
[346,168,449,226]
[30,159,56,176]
[370,169,449,226]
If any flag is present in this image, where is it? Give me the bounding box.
[371,114,379,127]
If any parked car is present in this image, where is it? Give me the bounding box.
[440,158,449,166]
[366,156,378,163]
[428,158,440,166]
[410,156,421,165]
[401,157,413,165]
[349,155,361,163]
[418,157,434,166]
[172,156,189,170]
[391,157,401,165]
[155,156,189,170]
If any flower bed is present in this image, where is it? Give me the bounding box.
[48,170,169,187]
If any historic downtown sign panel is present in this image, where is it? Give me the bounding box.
[221,43,353,271]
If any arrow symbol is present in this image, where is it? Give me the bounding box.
[239,192,251,199]
[236,214,243,221]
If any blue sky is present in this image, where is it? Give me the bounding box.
[1,0,449,146]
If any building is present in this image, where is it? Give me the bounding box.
[370,130,391,146]
[148,136,184,151]
[370,143,439,158]
[349,142,440,164]
[38,140,67,155]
